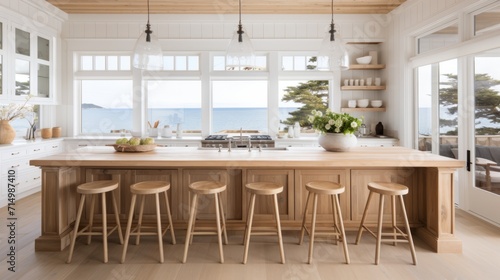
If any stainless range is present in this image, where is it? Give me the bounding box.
[202,135,275,148]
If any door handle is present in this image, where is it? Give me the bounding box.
[467,150,472,172]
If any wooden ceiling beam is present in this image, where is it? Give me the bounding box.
[46,0,405,14]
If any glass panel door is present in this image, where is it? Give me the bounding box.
[470,49,500,224]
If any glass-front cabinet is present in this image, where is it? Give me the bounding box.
[0,18,55,103]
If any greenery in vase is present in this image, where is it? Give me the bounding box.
[309,109,362,135]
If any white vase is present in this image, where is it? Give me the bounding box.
[318,133,357,152]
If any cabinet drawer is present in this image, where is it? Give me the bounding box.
[4,158,31,171]
[27,144,46,155]
[45,142,64,154]
[2,148,27,160]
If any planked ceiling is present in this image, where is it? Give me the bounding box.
[46,0,406,15]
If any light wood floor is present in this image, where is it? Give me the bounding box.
[1,192,499,280]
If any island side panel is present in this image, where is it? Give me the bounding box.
[35,167,79,251]
[417,167,462,253]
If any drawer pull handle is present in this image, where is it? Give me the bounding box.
[34,149,41,151]
[11,152,20,155]
[78,144,88,147]
[11,164,20,168]
[33,176,41,180]
[52,146,58,148]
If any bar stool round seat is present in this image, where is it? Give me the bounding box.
[183,181,228,264]
[121,181,176,264]
[67,180,123,264]
[299,181,350,264]
[355,181,417,265]
[243,182,285,264]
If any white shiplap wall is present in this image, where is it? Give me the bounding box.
[0,0,66,32]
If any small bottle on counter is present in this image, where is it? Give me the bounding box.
[376,122,384,135]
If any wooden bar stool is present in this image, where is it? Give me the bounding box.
[355,182,417,265]
[299,181,350,264]
[121,181,176,263]
[243,182,285,264]
[67,180,123,263]
[182,181,227,264]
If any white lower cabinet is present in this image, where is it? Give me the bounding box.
[0,139,64,208]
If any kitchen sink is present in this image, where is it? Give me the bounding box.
[197,147,288,151]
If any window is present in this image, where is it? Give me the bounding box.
[213,55,267,71]
[474,4,500,36]
[416,59,458,158]
[80,80,133,134]
[279,80,328,134]
[80,55,131,71]
[162,55,199,71]
[282,56,319,71]
[147,80,202,133]
[417,22,459,54]
[212,81,268,133]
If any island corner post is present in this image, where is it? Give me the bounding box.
[30,146,464,253]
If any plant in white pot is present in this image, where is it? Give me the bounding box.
[309,109,362,152]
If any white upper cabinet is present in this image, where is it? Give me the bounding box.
[0,16,57,104]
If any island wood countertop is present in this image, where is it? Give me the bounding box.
[30,146,464,168]
[30,146,464,254]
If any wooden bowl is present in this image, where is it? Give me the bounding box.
[52,127,61,138]
[107,144,157,152]
[41,128,52,139]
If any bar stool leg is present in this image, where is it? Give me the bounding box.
[214,193,224,263]
[399,195,417,265]
[355,191,374,244]
[299,191,311,245]
[391,195,397,246]
[375,194,385,265]
[331,195,338,245]
[135,195,146,245]
[189,195,200,245]
[334,194,350,264]
[217,193,228,245]
[273,193,286,264]
[86,194,96,245]
[121,194,137,263]
[163,191,176,245]
[154,193,164,263]
[111,191,124,244]
[67,194,86,263]
[183,193,198,263]
[307,193,318,264]
[101,193,109,263]
[242,193,256,264]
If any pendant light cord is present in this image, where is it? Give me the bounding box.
[237,0,244,42]
[147,0,151,24]
[329,0,336,41]
[239,0,242,25]
[331,0,334,24]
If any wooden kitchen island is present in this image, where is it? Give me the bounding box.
[30,146,464,253]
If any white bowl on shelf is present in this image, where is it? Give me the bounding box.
[357,99,369,108]
[356,56,372,64]
[371,100,383,108]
